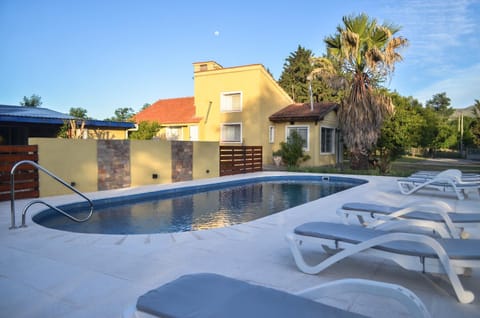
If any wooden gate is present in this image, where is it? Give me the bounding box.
[219,146,262,176]
[0,145,39,201]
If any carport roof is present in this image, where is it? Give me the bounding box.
[0,105,135,128]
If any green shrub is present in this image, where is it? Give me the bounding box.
[276,131,310,167]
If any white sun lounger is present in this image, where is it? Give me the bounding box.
[410,170,480,182]
[397,169,480,200]
[123,273,430,318]
[286,221,480,304]
[337,200,479,239]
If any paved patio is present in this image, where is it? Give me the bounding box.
[1,172,479,317]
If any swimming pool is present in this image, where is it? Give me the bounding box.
[33,175,366,235]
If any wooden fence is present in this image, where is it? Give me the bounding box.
[0,145,39,201]
[219,146,262,176]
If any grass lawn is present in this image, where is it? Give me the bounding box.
[290,156,480,177]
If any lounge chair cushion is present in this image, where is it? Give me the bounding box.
[136,273,366,318]
[342,202,480,223]
[294,222,480,260]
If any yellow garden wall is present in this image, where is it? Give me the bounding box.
[193,141,220,179]
[29,138,98,197]
[28,138,220,198]
[130,140,172,186]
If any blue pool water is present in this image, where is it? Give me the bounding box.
[33,175,366,234]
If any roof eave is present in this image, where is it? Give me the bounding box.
[269,115,325,123]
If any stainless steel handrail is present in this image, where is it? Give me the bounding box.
[10,160,93,229]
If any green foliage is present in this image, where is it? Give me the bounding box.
[276,131,310,167]
[69,107,88,119]
[107,107,135,122]
[129,121,160,140]
[419,92,457,152]
[57,122,69,138]
[375,92,425,173]
[278,46,340,103]
[20,94,42,107]
[471,100,480,146]
[426,92,454,117]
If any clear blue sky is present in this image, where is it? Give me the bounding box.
[1,0,479,120]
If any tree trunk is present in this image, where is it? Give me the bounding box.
[349,150,369,170]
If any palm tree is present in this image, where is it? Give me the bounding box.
[310,13,408,169]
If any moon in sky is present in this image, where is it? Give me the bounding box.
[214,31,220,36]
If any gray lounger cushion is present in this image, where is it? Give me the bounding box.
[342,202,480,223]
[294,222,480,260]
[137,273,366,318]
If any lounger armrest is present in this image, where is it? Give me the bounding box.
[368,207,460,239]
[369,219,454,238]
[294,278,431,318]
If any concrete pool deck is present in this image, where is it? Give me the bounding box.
[1,172,479,317]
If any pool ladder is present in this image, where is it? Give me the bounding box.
[9,160,93,229]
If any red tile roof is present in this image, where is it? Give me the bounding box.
[134,97,202,124]
[269,102,338,122]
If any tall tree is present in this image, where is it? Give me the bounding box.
[69,107,88,119]
[426,92,454,117]
[107,107,135,121]
[376,92,424,172]
[20,94,42,107]
[310,13,408,169]
[140,103,151,111]
[278,46,339,103]
[420,93,456,154]
[469,99,480,146]
[278,46,314,102]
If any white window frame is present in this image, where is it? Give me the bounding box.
[189,125,199,141]
[165,126,183,140]
[269,126,275,143]
[286,125,309,151]
[220,122,242,143]
[220,91,242,112]
[320,126,335,154]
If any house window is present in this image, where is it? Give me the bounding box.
[286,126,309,150]
[321,127,335,153]
[189,125,199,141]
[269,126,275,143]
[221,123,242,142]
[221,91,242,112]
[166,127,183,140]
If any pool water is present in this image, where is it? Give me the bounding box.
[33,176,364,234]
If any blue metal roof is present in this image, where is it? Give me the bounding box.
[0,105,135,128]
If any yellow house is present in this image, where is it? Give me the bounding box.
[134,97,201,141]
[135,61,340,166]
[192,61,293,161]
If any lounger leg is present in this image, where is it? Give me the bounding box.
[286,232,475,304]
